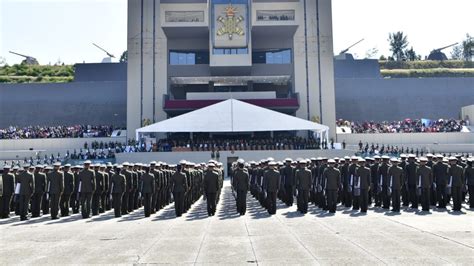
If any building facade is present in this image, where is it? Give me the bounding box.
[127,0,336,138]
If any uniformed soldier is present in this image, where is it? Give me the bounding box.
[78,160,96,218]
[110,165,126,218]
[406,154,419,209]
[105,163,114,211]
[378,156,391,209]
[264,161,280,215]
[1,165,15,218]
[282,158,295,207]
[295,160,312,214]
[317,158,328,210]
[171,163,188,217]
[71,166,81,214]
[48,162,64,220]
[466,158,474,209]
[203,163,219,216]
[433,154,449,209]
[41,166,52,215]
[140,164,155,217]
[92,164,104,216]
[120,162,132,215]
[60,164,74,217]
[324,159,341,213]
[417,157,433,212]
[388,158,404,212]
[448,157,464,212]
[346,157,358,208]
[31,165,46,217]
[232,159,250,215]
[355,158,371,213]
[18,166,35,221]
[100,164,109,213]
[399,154,409,206]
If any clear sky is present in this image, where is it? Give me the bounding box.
[1,0,472,65]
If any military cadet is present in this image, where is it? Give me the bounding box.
[282,158,295,207]
[448,157,464,212]
[18,166,35,220]
[433,154,449,209]
[406,154,419,209]
[60,164,74,217]
[92,164,104,216]
[339,158,349,207]
[295,160,312,214]
[105,163,114,211]
[346,157,358,208]
[232,159,250,215]
[465,158,474,209]
[378,156,391,209]
[1,165,15,218]
[171,163,188,217]
[31,165,46,217]
[111,165,126,218]
[140,164,155,217]
[41,166,52,215]
[324,159,341,213]
[120,162,132,215]
[78,160,96,219]
[417,157,433,212]
[355,158,371,213]
[100,164,109,213]
[48,162,64,220]
[317,158,328,210]
[71,166,81,214]
[149,161,159,214]
[398,154,409,206]
[370,156,381,207]
[263,161,280,215]
[131,164,139,211]
[388,158,404,212]
[203,163,219,216]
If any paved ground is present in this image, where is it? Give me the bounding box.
[1,181,473,265]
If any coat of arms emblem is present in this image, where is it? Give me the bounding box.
[216,4,245,40]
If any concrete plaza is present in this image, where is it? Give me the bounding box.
[0,181,473,265]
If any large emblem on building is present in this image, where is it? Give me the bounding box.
[213,3,248,48]
[216,4,244,40]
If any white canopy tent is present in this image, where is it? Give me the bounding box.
[136,99,330,141]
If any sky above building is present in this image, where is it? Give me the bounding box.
[0,0,472,65]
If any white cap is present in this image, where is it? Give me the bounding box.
[53,162,61,167]
[84,160,92,164]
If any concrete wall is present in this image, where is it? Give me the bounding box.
[0,81,126,128]
[461,105,474,125]
[337,132,474,145]
[74,63,127,82]
[336,77,474,122]
[334,59,381,79]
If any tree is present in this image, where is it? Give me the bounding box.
[388,31,409,61]
[461,34,473,61]
[451,44,463,60]
[405,47,420,61]
[120,51,128,63]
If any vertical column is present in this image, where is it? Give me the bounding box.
[154,0,168,124]
[142,0,154,126]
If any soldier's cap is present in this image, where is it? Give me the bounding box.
[53,162,61,167]
[400,154,407,158]
[106,162,113,167]
[284,158,292,162]
[408,154,416,158]
[351,156,358,160]
[426,153,434,157]
[298,159,307,164]
[35,165,44,169]
[310,157,317,161]
[268,161,277,166]
[381,155,390,160]
[467,158,473,162]
[321,157,328,161]
[12,166,19,170]
[45,166,53,170]
[179,160,187,165]
[327,159,336,164]
[237,158,245,164]
[267,157,274,162]
[116,165,123,169]
[334,157,340,161]
[3,165,11,169]
[84,160,92,165]
[365,157,374,161]
[373,155,381,159]
[390,158,399,162]
[186,161,194,166]
[358,158,366,163]
[455,154,462,158]
[343,156,350,160]
[64,164,71,167]
[448,156,457,161]
[150,161,157,165]
[249,161,256,165]
[316,157,323,161]
[207,162,215,167]
[435,154,443,158]
[100,164,106,168]
[419,157,428,162]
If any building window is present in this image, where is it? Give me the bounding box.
[169,50,209,65]
[212,48,248,55]
[256,10,295,21]
[252,49,292,64]
[165,11,204,23]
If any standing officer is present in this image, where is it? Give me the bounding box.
[18,166,35,221]
[203,163,219,216]
[355,158,371,213]
[433,154,449,209]
[92,164,104,216]
[232,159,250,215]
[140,164,155,217]
[111,165,126,218]
[78,160,96,219]
[282,158,295,206]
[295,160,312,214]
[264,161,281,215]
[388,158,404,212]
[1,165,15,218]
[465,158,474,209]
[48,162,64,220]
[41,166,52,215]
[406,154,419,209]
[60,164,74,217]
[121,163,132,215]
[31,165,46,218]
[100,165,109,213]
[370,156,381,207]
[171,163,188,217]
[417,157,433,212]
[448,157,464,212]
[378,156,391,209]
[324,159,341,213]
[399,154,409,206]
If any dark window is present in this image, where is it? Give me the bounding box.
[212,48,248,55]
[169,50,209,65]
[252,49,292,64]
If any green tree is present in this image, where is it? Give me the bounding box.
[388,31,409,61]
[461,34,473,61]
[120,50,128,63]
[405,47,420,61]
[451,44,463,60]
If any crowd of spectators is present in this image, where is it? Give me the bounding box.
[0,125,121,139]
[337,118,467,133]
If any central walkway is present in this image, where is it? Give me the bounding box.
[0,180,473,265]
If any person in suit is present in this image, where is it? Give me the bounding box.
[110,166,126,218]
[60,164,74,217]
[448,157,464,212]
[324,159,341,213]
[78,161,96,219]
[31,165,46,217]
[232,159,250,215]
[263,161,281,215]
[18,166,35,221]
[1,165,15,218]
[171,163,188,217]
[48,162,64,219]
[203,163,220,216]
[388,158,405,212]
[295,160,312,214]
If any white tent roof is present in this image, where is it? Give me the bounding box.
[136,99,329,136]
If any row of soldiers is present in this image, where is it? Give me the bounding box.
[0,159,222,220]
[234,154,473,215]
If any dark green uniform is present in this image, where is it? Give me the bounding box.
[232,168,249,215]
[388,165,404,211]
[48,170,64,219]
[264,168,280,215]
[323,166,341,213]
[295,168,312,213]
[111,172,126,217]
